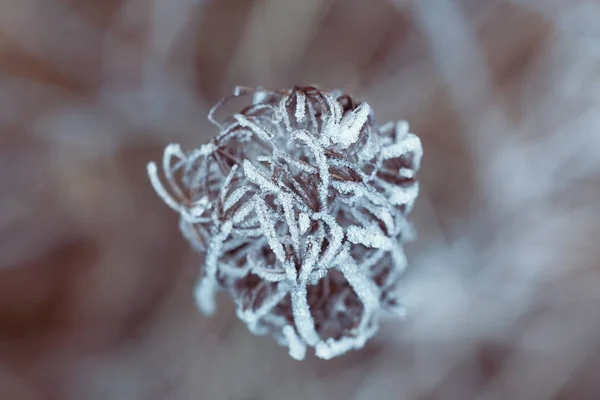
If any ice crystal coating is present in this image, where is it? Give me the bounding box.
[147,86,423,360]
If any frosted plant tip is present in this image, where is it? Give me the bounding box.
[147,85,423,360]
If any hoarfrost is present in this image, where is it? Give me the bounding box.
[147,86,422,360]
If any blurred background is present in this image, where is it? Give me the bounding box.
[1,0,600,398]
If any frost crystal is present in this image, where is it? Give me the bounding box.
[147,86,423,360]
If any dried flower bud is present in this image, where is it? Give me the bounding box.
[147,86,423,360]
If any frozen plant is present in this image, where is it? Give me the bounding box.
[147,86,423,360]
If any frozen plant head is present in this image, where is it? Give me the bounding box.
[147,86,423,360]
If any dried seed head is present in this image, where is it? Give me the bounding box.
[147,86,423,360]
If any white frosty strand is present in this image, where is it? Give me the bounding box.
[291,130,330,210]
[295,91,306,122]
[379,121,395,135]
[291,283,320,346]
[273,149,318,174]
[252,265,287,282]
[327,157,370,181]
[314,212,344,267]
[162,143,187,200]
[315,325,376,360]
[398,167,415,179]
[253,284,290,321]
[306,98,320,134]
[347,224,393,250]
[219,261,251,280]
[208,97,228,128]
[188,142,216,160]
[334,102,371,148]
[219,164,239,202]
[196,220,233,315]
[147,162,183,213]
[194,278,219,316]
[188,196,211,221]
[299,237,320,282]
[298,212,311,235]
[378,179,420,210]
[243,160,280,193]
[179,218,207,252]
[381,133,423,160]
[327,92,343,126]
[234,113,274,142]
[146,86,422,361]
[231,199,255,224]
[279,96,293,132]
[254,197,286,264]
[279,192,301,254]
[288,239,322,351]
[339,256,380,312]
[391,246,408,274]
[238,281,290,329]
[347,206,375,230]
[319,93,342,146]
[357,129,381,163]
[395,120,410,141]
[283,325,307,361]
[332,181,387,206]
[359,249,386,271]
[363,202,396,234]
[252,89,269,105]
[223,186,253,213]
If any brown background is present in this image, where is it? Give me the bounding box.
[1,0,600,399]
